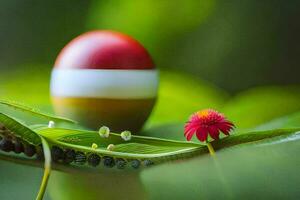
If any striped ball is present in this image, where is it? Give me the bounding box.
[50,31,158,132]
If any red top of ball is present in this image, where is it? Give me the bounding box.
[54,30,155,70]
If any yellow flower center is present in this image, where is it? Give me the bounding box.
[197,109,210,118]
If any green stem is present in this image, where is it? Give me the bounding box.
[36,137,51,200]
[206,142,215,156]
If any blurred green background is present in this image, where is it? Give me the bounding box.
[1,0,300,92]
[1,0,300,134]
[1,1,300,199]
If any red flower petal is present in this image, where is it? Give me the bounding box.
[184,128,196,139]
[217,122,234,135]
[184,123,198,136]
[196,128,208,142]
[208,126,220,140]
[186,130,195,141]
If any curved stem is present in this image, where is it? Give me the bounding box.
[36,137,51,200]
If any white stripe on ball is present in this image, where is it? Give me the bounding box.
[50,69,159,99]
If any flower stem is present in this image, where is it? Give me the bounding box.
[207,142,215,156]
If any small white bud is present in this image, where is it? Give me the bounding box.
[91,143,98,149]
[48,121,55,128]
[121,130,132,141]
[98,126,110,138]
[107,144,115,151]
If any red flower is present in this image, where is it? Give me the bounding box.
[184,109,234,142]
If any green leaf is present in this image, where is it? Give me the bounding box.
[44,128,300,200]
[37,128,204,161]
[0,99,76,124]
[1,115,298,171]
[141,130,300,200]
[211,128,300,149]
[1,103,299,200]
[0,112,41,145]
[1,100,298,172]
